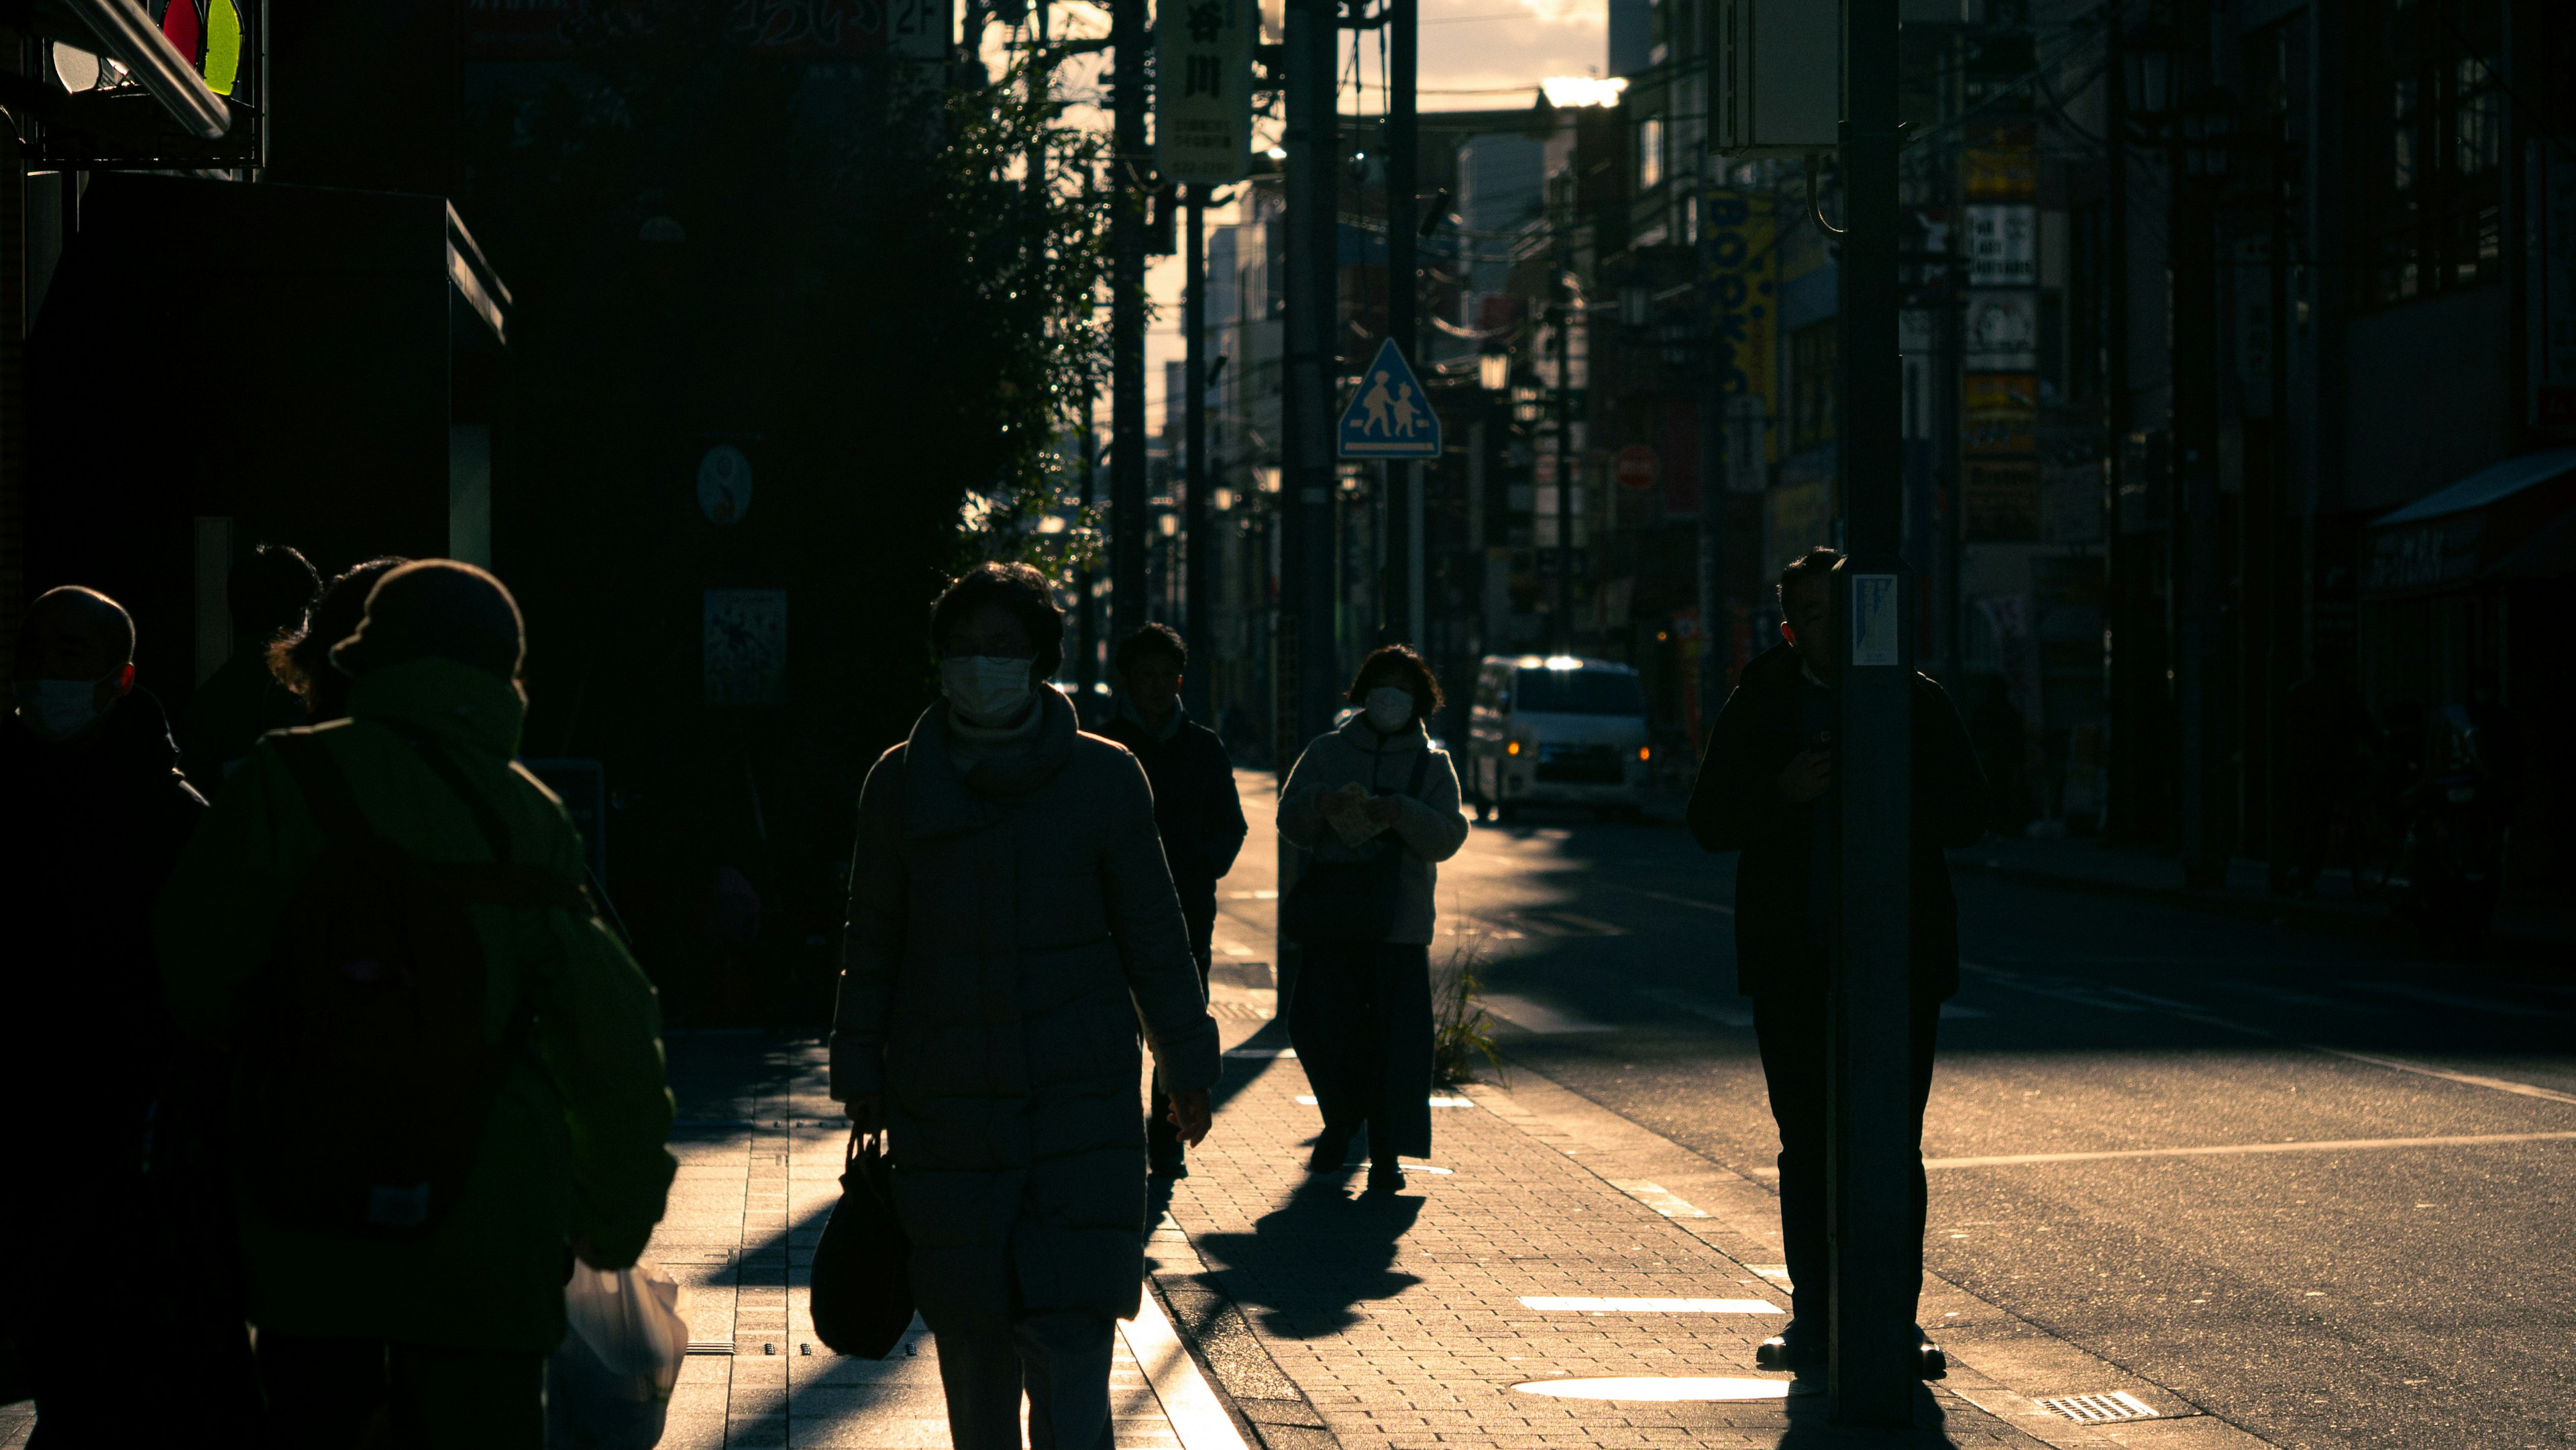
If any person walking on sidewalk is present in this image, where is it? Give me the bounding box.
[1686,546,1987,1376]
[833,562,1220,1450]
[1097,623,1248,1178]
[266,556,409,723]
[177,541,320,792]
[1277,645,1470,1194]
[155,560,677,1448]
[3,586,263,1445]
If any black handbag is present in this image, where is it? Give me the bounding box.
[808,1130,915,1359]
[1281,749,1430,947]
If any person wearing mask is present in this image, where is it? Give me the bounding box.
[178,541,321,792]
[1276,645,1470,1194]
[1686,546,1988,1377]
[267,556,409,723]
[1097,623,1248,1178]
[2,586,260,1443]
[155,560,676,1447]
[833,561,1219,1450]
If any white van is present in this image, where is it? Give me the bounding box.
[1463,655,1652,822]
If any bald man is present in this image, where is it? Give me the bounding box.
[3,586,257,1441]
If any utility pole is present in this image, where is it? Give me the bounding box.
[1184,185,1214,717]
[1551,276,1574,649]
[1280,0,1340,766]
[1385,0,1421,648]
[2102,2,2136,839]
[1828,0,1918,1425]
[1110,0,1148,646]
[2170,2,2226,887]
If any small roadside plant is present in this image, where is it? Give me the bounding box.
[1430,943,1504,1088]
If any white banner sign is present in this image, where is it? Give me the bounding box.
[1155,0,1254,185]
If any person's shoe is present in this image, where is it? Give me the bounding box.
[1755,1322,1825,1372]
[1307,1130,1352,1173]
[1917,1328,1947,1380]
[1364,1160,1405,1195]
[1149,1154,1187,1180]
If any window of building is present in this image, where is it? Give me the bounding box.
[2354,0,2503,311]
[1640,115,1665,191]
[1789,321,1838,454]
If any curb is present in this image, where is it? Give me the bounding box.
[1949,854,2569,959]
[1146,1228,1341,1450]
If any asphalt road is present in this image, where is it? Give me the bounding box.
[1214,774,2575,1450]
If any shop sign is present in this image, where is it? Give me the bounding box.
[1701,189,1778,464]
[1155,0,1255,185]
[705,588,788,707]
[2364,514,2486,597]
[1966,206,2037,287]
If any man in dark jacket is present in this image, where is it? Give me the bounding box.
[1097,623,1248,1176]
[1686,548,1988,1375]
[3,586,259,1443]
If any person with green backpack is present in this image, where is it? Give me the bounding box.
[155,560,677,1448]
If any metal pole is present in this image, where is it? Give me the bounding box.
[1185,185,1214,717]
[1389,0,1420,648]
[2172,2,2225,886]
[1111,0,1149,645]
[1553,293,1573,649]
[2102,1,2137,839]
[1697,373,1724,745]
[1828,0,1917,1425]
[1283,0,1340,756]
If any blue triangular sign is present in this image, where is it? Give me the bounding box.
[1337,339,1443,460]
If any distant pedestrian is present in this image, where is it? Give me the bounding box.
[833,562,1219,1450]
[1098,623,1250,1178]
[178,541,319,792]
[2,586,260,1445]
[1686,546,1987,1376]
[266,556,408,723]
[1277,645,1470,1194]
[155,560,677,1449]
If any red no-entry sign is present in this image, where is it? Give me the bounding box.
[1615,444,1659,490]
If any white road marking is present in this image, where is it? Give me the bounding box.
[1514,1377,1791,1402]
[1607,884,1737,915]
[1428,1096,1478,1108]
[1520,1296,1780,1314]
[1605,1180,1709,1218]
[1226,1047,1295,1059]
[1923,1129,2576,1170]
[1119,1286,1252,1450]
[1482,993,1617,1034]
[1635,988,1752,1027]
[2341,980,2565,1019]
[1220,943,1254,957]
[1966,960,2576,1106]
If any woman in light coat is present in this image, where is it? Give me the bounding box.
[1277,645,1470,1193]
[833,562,1220,1450]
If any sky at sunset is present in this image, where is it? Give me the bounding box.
[1014,0,1609,439]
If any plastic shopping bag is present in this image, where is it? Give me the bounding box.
[547,1261,690,1450]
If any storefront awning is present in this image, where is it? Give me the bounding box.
[2362,447,2576,598]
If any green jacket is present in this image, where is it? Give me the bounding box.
[156,657,675,1353]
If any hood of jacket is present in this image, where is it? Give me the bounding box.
[902,684,1080,837]
[343,656,526,760]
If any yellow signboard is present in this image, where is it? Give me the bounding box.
[1703,189,1778,464]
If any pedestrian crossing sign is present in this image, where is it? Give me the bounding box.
[1337,339,1442,460]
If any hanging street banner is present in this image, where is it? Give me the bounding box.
[1337,339,1443,459]
[1700,188,1778,472]
[1155,0,1254,185]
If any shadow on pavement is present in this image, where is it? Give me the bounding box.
[1772,1382,1957,1447]
[1189,1178,1425,1339]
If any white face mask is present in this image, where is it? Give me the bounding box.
[941,655,1036,727]
[10,673,115,742]
[1362,686,1416,733]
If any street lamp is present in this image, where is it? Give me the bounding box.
[2121,21,2179,127]
[1479,343,1512,393]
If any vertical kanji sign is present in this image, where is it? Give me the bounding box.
[1155,0,1253,185]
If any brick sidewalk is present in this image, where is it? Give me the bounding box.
[651,1032,1203,1450]
[1152,1030,2055,1450]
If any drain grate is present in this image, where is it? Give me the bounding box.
[2038,1392,2159,1424]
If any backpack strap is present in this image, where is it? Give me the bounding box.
[273,730,592,917]
[272,730,391,857]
